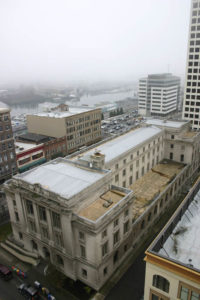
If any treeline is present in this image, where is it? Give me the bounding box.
[109,107,124,117]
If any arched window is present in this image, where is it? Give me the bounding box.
[154,205,158,215]
[148,212,152,222]
[57,255,64,266]
[152,274,170,293]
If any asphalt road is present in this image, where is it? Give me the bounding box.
[105,251,146,300]
[0,275,24,300]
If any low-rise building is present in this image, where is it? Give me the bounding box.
[27,104,101,153]
[17,133,67,160]
[144,177,200,300]
[15,142,46,173]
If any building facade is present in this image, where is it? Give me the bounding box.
[0,103,17,183]
[182,0,200,129]
[27,105,101,153]
[144,177,200,300]
[4,159,133,290]
[138,74,180,117]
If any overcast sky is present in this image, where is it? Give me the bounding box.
[0,0,191,85]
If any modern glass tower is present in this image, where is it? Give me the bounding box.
[182,0,200,129]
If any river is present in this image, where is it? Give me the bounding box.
[10,90,135,117]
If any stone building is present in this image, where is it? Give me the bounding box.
[4,159,133,290]
[4,120,200,290]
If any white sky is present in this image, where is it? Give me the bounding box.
[0,0,191,84]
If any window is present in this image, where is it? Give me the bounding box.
[136,160,139,167]
[124,220,129,234]
[41,227,49,239]
[13,199,16,206]
[137,150,139,156]
[123,159,126,165]
[123,169,126,176]
[79,231,85,241]
[102,229,107,239]
[29,220,36,232]
[180,154,184,162]
[141,220,145,229]
[154,205,158,215]
[15,212,19,222]
[130,154,133,160]
[123,181,126,187]
[82,268,87,278]
[57,255,64,266]
[171,135,174,139]
[114,218,119,227]
[19,232,23,240]
[136,171,139,180]
[102,241,108,257]
[148,212,152,222]
[170,152,173,160]
[152,275,170,293]
[170,144,174,149]
[113,230,120,245]
[150,290,169,300]
[178,282,200,300]
[80,245,86,258]
[39,206,47,221]
[52,212,61,228]
[130,164,133,171]
[129,176,133,185]
[115,164,119,170]
[115,174,119,182]
[54,232,63,247]
[103,267,108,276]
[31,240,38,250]
[27,200,34,215]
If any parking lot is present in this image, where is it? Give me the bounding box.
[101,110,144,136]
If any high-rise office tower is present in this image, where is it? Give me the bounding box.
[182,0,200,129]
[0,102,17,183]
[138,73,180,117]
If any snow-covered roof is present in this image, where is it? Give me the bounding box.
[158,190,200,271]
[16,159,107,198]
[145,119,188,128]
[15,142,39,153]
[73,126,162,164]
[29,106,98,118]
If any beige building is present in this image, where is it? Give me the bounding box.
[144,177,200,300]
[4,119,200,290]
[27,104,101,153]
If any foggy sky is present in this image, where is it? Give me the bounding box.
[0,0,191,84]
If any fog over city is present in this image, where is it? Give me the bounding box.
[0,0,190,85]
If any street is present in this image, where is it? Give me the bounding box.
[0,274,24,300]
[105,251,146,300]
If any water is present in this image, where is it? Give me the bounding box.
[10,90,134,117]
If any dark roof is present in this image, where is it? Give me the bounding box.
[17,133,55,144]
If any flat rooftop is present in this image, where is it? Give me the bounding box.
[130,160,185,220]
[15,142,40,154]
[145,119,188,129]
[78,189,126,221]
[28,106,98,119]
[73,126,162,164]
[17,133,54,143]
[15,159,108,198]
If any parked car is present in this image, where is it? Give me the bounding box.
[18,283,39,299]
[0,264,12,281]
